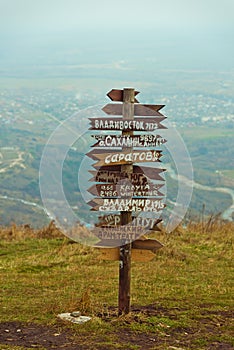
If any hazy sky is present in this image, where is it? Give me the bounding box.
[0,0,233,72]
[0,0,234,34]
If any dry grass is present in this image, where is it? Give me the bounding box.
[0,220,64,240]
[0,217,233,349]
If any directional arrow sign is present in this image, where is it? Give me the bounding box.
[107,89,140,103]
[132,239,164,252]
[134,166,166,181]
[97,247,156,262]
[89,170,152,185]
[90,165,166,180]
[87,149,162,167]
[92,225,143,242]
[91,134,167,148]
[89,170,151,185]
[93,235,164,250]
[88,182,164,198]
[89,166,166,183]
[95,215,162,231]
[102,104,165,116]
[89,117,167,131]
[88,198,166,212]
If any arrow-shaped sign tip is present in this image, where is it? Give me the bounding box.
[107,89,140,102]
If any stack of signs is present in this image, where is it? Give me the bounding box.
[87,89,167,262]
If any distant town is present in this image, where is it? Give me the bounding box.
[0,88,233,129]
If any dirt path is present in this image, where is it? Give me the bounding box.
[0,150,26,174]
[0,306,233,350]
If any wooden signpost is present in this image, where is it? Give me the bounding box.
[87,88,167,315]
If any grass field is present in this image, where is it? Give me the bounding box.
[179,126,234,140]
[222,170,234,180]
[0,219,233,349]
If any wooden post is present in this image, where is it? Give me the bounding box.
[118,88,135,315]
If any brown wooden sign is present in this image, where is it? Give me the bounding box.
[132,238,164,252]
[95,215,162,231]
[88,198,166,212]
[88,182,164,198]
[89,169,164,185]
[87,149,162,167]
[94,237,164,251]
[107,89,140,103]
[134,166,166,181]
[89,166,166,183]
[93,225,143,242]
[97,248,156,262]
[91,134,167,148]
[89,170,152,185]
[95,237,163,251]
[89,117,167,131]
[102,104,165,116]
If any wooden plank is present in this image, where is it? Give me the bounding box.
[132,239,164,252]
[97,247,156,262]
[107,89,140,103]
[118,87,135,315]
[119,88,135,315]
[89,117,167,131]
[132,249,156,262]
[88,198,166,212]
[88,182,164,198]
[143,104,165,112]
[89,166,166,183]
[91,134,167,148]
[93,225,143,242]
[92,231,164,249]
[134,166,166,181]
[102,104,165,116]
[95,239,129,247]
[95,215,162,231]
[87,149,162,167]
[89,170,154,185]
[94,225,143,234]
